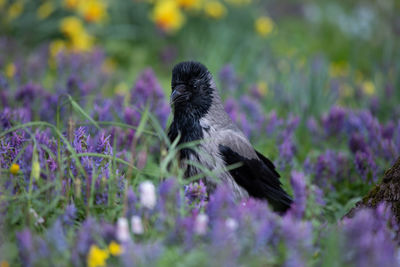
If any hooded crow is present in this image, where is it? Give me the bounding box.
[168,61,292,212]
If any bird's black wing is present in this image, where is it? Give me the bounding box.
[255,150,281,178]
[219,144,292,213]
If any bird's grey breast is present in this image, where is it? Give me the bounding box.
[195,113,249,199]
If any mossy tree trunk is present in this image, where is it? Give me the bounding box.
[344,157,400,221]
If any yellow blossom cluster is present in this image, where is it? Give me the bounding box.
[63,0,107,23]
[87,241,123,267]
[254,16,274,37]
[59,16,94,52]
[46,0,107,54]
[150,0,250,33]
[150,0,273,36]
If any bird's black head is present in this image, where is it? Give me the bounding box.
[171,61,214,118]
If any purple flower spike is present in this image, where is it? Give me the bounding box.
[288,171,307,219]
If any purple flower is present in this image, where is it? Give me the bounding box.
[62,203,77,226]
[219,64,239,92]
[280,216,313,267]
[322,106,347,136]
[46,219,68,253]
[278,137,296,170]
[348,133,368,154]
[15,82,43,104]
[354,151,377,182]
[340,206,396,267]
[184,180,208,211]
[288,171,307,219]
[16,229,33,266]
[312,150,350,188]
[381,121,395,140]
[265,111,284,136]
[224,97,239,122]
[130,68,170,127]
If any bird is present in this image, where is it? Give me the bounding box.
[167,61,292,212]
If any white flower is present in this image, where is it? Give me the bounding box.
[116,217,130,242]
[29,208,44,226]
[131,216,144,235]
[194,213,209,235]
[139,181,156,209]
[225,217,238,231]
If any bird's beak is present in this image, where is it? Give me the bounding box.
[170,90,180,102]
[170,84,186,103]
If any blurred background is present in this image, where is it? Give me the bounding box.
[1,0,399,117]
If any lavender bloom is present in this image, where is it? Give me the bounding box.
[184,180,208,211]
[382,121,395,140]
[395,120,400,151]
[92,99,113,121]
[266,110,284,136]
[313,150,350,188]
[124,106,141,127]
[126,187,138,218]
[240,95,266,131]
[62,204,77,226]
[276,116,299,170]
[46,219,68,253]
[340,206,397,267]
[354,151,377,182]
[121,241,164,267]
[348,133,368,154]
[224,97,239,122]
[280,216,313,267]
[288,171,307,219]
[16,229,33,266]
[207,186,236,221]
[130,68,170,127]
[322,106,347,136]
[66,75,84,97]
[278,137,296,170]
[15,82,43,105]
[306,117,320,139]
[219,64,239,92]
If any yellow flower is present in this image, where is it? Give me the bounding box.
[9,163,20,175]
[37,2,54,20]
[70,31,94,52]
[152,0,184,33]
[362,81,375,96]
[108,241,123,256]
[79,0,107,23]
[255,16,274,37]
[7,1,23,21]
[49,40,67,57]
[63,0,81,10]
[60,16,85,38]
[0,260,10,267]
[257,81,269,96]
[177,0,202,10]
[87,245,109,267]
[5,63,16,78]
[204,1,226,19]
